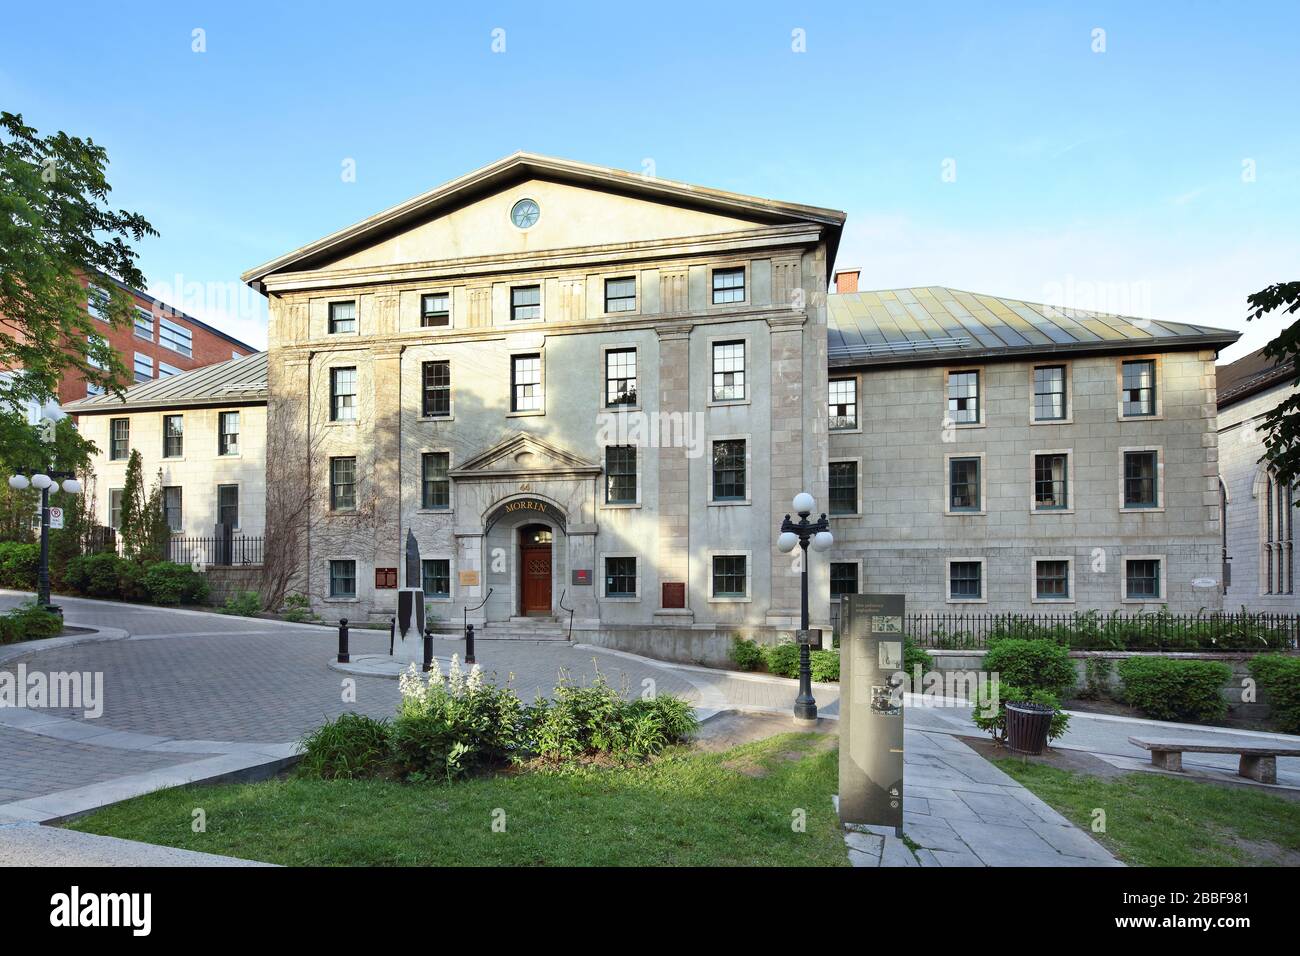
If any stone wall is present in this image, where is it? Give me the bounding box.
[204,565,265,607]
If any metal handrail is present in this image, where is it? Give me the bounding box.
[557,589,575,643]
[464,587,493,633]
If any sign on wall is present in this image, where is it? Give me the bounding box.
[661,582,686,609]
[571,569,591,586]
[458,570,480,587]
[838,593,905,833]
[48,507,64,530]
[374,568,397,589]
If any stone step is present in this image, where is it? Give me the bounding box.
[480,624,569,642]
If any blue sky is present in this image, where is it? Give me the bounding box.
[3,0,1297,360]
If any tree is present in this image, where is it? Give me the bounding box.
[139,471,172,564]
[0,415,95,543]
[118,450,146,560]
[0,111,155,454]
[1246,282,1300,487]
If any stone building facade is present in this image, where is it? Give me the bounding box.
[67,352,268,548]
[825,280,1236,618]
[1216,348,1298,611]
[243,154,841,650]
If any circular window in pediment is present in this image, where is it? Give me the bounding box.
[510,198,540,229]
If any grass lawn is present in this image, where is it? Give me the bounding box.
[68,733,848,866]
[994,758,1300,867]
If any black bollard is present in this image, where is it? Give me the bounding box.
[422,626,434,673]
[389,616,396,656]
[464,621,476,665]
[337,617,350,663]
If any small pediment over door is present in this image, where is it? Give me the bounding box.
[449,432,602,481]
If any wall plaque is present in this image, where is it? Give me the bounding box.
[374,567,398,589]
[661,582,686,609]
[458,570,480,587]
[572,569,592,586]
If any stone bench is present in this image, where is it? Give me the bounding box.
[1128,737,1300,785]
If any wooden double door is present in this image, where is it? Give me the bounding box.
[519,524,553,615]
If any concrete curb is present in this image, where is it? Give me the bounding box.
[571,642,840,692]
[0,626,130,665]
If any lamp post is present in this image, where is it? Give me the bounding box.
[777,491,833,724]
[7,469,82,616]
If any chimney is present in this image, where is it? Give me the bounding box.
[833,268,860,294]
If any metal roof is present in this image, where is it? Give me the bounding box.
[828,287,1239,368]
[66,352,268,414]
[1216,346,1297,408]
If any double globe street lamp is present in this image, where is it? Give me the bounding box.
[777,491,833,724]
[7,470,82,615]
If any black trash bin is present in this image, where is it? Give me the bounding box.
[1004,700,1054,755]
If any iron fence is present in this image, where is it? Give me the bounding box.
[830,604,1299,653]
[166,535,263,567]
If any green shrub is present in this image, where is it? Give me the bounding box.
[63,552,126,599]
[116,558,149,602]
[0,602,62,644]
[0,541,39,590]
[762,641,801,678]
[810,648,839,682]
[982,638,1076,697]
[141,562,209,606]
[282,593,318,623]
[220,591,263,617]
[1248,655,1300,734]
[904,637,932,678]
[730,636,763,671]
[1075,657,1114,700]
[298,713,392,780]
[971,684,1070,743]
[1116,657,1230,722]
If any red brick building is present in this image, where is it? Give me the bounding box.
[72,274,257,406]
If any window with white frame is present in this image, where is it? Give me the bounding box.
[163,486,183,532]
[711,267,745,304]
[330,367,357,422]
[711,554,748,598]
[510,285,541,321]
[330,457,357,511]
[511,354,542,412]
[948,456,981,512]
[134,308,154,340]
[711,439,746,501]
[605,446,637,504]
[711,340,745,401]
[420,292,450,328]
[829,377,857,430]
[159,316,193,356]
[328,301,356,335]
[87,284,110,321]
[947,370,980,424]
[1121,359,1157,417]
[1033,453,1069,510]
[110,418,129,460]
[109,489,124,530]
[158,361,181,378]
[421,361,451,417]
[86,334,107,395]
[605,348,637,406]
[421,452,450,510]
[133,352,153,382]
[218,411,240,456]
[604,277,636,313]
[1033,365,1067,421]
[162,415,184,458]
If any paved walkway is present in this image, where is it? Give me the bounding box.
[2,590,1294,866]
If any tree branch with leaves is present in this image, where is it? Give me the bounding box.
[1246,282,1300,487]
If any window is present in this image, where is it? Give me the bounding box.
[948,457,981,512]
[162,415,184,458]
[605,446,637,504]
[711,267,745,304]
[830,562,858,599]
[829,460,858,515]
[604,556,637,598]
[1263,472,1295,595]
[421,361,451,417]
[133,352,153,382]
[949,561,983,600]
[510,285,541,321]
[421,452,450,510]
[158,361,181,378]
[86,334,107,396]
[330,367,357,422]
[422,559,451,598]
[87,284,110,321]
[163,487,182,532]
[1125,559,1162,600]
[330,457,357,511]
[217,484,239,528]
[109,489,124,530]
[604,348,637,406]
[329,560,357,598]
[947,370,980,425]
[420,292,450,328]
[712,554,747,598]
[1123,451,1158,508]
[218,411,240,456]
[159,316,193,356]
[109,419,129,460]
[1033,365,1067,421]
[711,340,745,402]
[604,277,636,313]
[1121,360,1156,416]
[134,308,154,340]
[1034,559,1070,600]
[328,301,356,335]
[711,439,746,501]
[1033,453,1068,510]
[511,354,542,412]
[829,377,857,430]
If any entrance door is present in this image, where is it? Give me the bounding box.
[519,525,553,615]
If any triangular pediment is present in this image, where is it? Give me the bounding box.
[243,153,844,287]
[450,432,601,479]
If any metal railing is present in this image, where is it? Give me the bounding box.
[831,604,1299,653]
[166,534,264,567]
